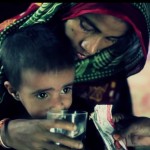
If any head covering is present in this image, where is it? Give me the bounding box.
[0,3,149,101]
[61,3,150,82]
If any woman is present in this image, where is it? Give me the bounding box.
[0,3,149,150]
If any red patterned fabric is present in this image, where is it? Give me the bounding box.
[62,3,148,59]
[0,3,40,32]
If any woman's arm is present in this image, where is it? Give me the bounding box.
[0,119,83,150]
[113,116,150,147]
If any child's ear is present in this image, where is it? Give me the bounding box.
[4,81,20,101]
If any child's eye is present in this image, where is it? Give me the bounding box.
[60,87,73,94]
[80,17,95,32]
[36,92,48,100]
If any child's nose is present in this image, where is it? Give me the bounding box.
[51,95,66,110]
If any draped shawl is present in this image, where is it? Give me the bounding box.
[0,3,149,101]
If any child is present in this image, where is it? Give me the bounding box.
[0,23,78,149]
[0,24,79,149]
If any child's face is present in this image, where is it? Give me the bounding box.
[17,68,74,118]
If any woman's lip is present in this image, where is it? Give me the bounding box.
[77,52,87,59]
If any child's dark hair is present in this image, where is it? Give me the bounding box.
[0,23,75,91]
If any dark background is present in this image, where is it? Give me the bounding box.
[0,3,31,23]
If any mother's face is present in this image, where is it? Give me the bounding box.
[64,14,129,59]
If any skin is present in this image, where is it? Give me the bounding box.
[2,68,83,150]
[1,13,149,149]
[113,116,150,147]
[5,69,74,118]
[64,13,150,147]
[64,14,129,59]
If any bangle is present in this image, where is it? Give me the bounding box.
[0,118,11,148]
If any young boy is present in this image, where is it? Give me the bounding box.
[0,23,75,119]
[0,23,80,150]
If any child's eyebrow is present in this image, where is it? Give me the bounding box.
[31,82,74,95]
[63,82,74,87]
[31,88,54,95]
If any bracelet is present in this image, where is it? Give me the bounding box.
[0,118,11,149]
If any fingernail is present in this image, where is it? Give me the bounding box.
[73,124,77,130]
[113,134,121,140]
[78,142,83,149]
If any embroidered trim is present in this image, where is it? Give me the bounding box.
[0,118,10,149]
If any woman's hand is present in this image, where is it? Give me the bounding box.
[113,116,150,147]
[2,119,83,150]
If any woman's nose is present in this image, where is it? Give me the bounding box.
[81,36,103,55]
